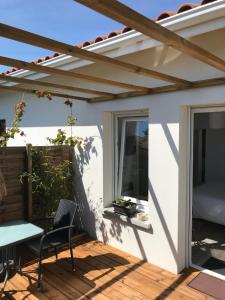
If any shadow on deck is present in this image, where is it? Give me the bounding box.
[1,237,211,300]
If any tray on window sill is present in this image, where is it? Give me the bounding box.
[103,206,152,230]
[112,203,137,217]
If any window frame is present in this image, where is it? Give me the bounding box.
[114,113,149,207]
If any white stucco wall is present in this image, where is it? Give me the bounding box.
[0,21,225,273]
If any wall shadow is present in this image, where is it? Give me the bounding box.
[76,137,97,175]
[100,214,153,261]
[148,179,178,265]
[162,123,179,165]
[73,117,181,268]
[72,137,98,238]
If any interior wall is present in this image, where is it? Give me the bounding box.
[193,113,225,183]
[205,128,225,181]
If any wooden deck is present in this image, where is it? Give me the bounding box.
[1,237,214,300]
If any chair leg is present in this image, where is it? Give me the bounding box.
[18,255,22,272]
[54,247,58,260]
[37,252,44,292]
[69,244,75,272]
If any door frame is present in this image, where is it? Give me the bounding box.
[188,105,225,281]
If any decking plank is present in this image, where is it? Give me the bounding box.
[4,273,48,300]
[23,249,110,300]
[73,243,188,300]
[85,240,213,300]
[1,238,215,300]
[56,251,135,300]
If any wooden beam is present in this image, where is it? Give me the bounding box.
[0,23,190,86]
[26,143,33,221]
[0,85,91,101]
[0,56,150,92]
[75,0,225,73]
[0,74,114,97]
[192,77,225,88]
[89,77,225,103]
[152,77,225,94]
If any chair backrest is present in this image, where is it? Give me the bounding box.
[53,199,77,229]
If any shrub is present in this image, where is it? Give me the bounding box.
[20,147,73,220]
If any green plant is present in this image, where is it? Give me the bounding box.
[47,129,82,147]
[0,98,26,147]
[20,147,73,220]
[47,99,82,147]
[114,198,136,209]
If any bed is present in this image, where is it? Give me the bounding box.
[193,181,225,226]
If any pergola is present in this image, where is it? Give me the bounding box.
[0,0,224,103]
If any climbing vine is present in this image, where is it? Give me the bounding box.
[0,97,26,147]
[1,94,84,219]
[0,94,82,147]
[47,99,83,147]
[20,147,73,219]
[35,90,53,101]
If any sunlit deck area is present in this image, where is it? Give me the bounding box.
[1,237,212,300]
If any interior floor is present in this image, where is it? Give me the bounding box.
[192,218,225,275]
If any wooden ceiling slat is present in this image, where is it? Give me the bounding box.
[0,85,90,101]
[0,56,150,92]
[89,77,225,103]
[0,74,114,97]
[75,0,225,73]
[0,23,190,86]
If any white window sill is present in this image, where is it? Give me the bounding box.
[103,206,152,231]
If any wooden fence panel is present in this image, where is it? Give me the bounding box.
[0,147,26,223]
[0,145,72,224]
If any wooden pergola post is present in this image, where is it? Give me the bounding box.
[26,143,32,221]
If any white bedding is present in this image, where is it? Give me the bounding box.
[193,181,225,226]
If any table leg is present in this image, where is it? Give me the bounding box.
[0,268,9,295]
[0,246,15,295]
[16,256,44,292]
[1,241,44,293]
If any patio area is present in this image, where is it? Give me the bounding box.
[1,236,212,300]
[1,1,225,298]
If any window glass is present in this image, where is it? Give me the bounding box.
[118,118,148,201]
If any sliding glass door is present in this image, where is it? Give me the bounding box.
[191,107,225,278]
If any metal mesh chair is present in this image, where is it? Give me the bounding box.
[27,199,77,291]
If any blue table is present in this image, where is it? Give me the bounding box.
[0,220,43,295]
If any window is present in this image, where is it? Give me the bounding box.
[0,120,6,135]
[116,116,148,204]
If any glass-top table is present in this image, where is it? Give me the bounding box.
[0,220,43,247]
[0,219,43,295]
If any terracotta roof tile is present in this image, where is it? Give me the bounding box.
[157,12,176,21]
[177,3,199,13]
[201,0,217,4]
[122,27,132,33]
[94,36,105,43]
[76,44,84,49]
[3,0,219,75]
[108,29,123,38]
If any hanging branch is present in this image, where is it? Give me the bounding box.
[47,99,82,147]
[35,90,53,101]
[0,94,26,147]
